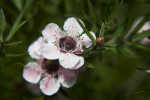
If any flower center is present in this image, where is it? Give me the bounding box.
[42,59,59,74]
[59,36,77,52]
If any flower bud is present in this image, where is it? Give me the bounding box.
[96,36,105,44]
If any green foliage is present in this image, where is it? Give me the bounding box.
[6,12,26,42]
[0,0,150,100]
[87,0,97,23]
[0,9,6,41]
[132,30,150,42]
[99,23,105,36]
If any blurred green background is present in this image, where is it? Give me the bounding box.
[0,0,150,100]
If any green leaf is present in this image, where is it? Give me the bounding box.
[132,88,150,95]
[91,24,97,33]
[11,0,23,11]
[83,10,92,23]
[99,23,105,36]
[76,18,96,44]
[105,24,119,29]
[87,0,97,23]
[132,30,150,42]
[107,0,123,25]
[4,41,22,46]
[104,42,117,47]
[109,16,126,42]
[5,52,27,57]
[6,12,26,41]
[110,25,124,42]
[126,16,148,41]
[0,9,6,41]
[86,63,95,68]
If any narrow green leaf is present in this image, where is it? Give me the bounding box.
[104,42,117,47]
[23,0,34,13]
[110,25,124,42]
[6,12,26,41]
[5,52,27,57]
[126,16,148,41]
[86,63,95,68]
[136,67,147,71]
[106,24,119,29]
[91,24,97,33]
[132,88,150,95]
[99,23,105,36]
[107,0,123,25]
[0,9,6,41]
[122,47,138,59]
[11,0,23,11]
[76,18,96,44]
[83,10,92,23]
[132,30,150,42]
[4,41,22,46]
[87,0,97,22]
[109,16,126,42]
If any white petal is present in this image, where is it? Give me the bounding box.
[42,23,61,42]
[138,21,150,33]
[28,37,45,59]
[42,43,60,60]
[58,67,78,88]
[63,17,84,36]
[80,31,96,48]
[40,76,60,96]
[59,53,84,69]
[23,61,42,84]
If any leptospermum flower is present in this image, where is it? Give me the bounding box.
[137,21,150,45]
[23,59,79,96]
[129,17,150,45]
[42,17,96,69]
[23,37,78,95]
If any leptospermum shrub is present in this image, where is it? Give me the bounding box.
[0,0,150,100]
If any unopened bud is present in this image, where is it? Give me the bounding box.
[146,70,150,73]
[96,36,105,44]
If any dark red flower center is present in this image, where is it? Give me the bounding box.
[42,59,59,74]
[59,36,77,52]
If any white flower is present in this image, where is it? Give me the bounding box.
[28,36,46,60]
[23,59,79,96]
[41,17,96,69]
[137,21,150,45]
[129,17,150,45]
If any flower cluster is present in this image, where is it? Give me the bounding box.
[23,17,96,95]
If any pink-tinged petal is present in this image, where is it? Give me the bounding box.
[80,31,96,48]
[59,53,84,69]
[58,67,79,88]
[28,37,45,59]
[63,17,84,36]
[138,21,150,33]
[23,61,42,84]
[137,21,150,45]
[42,23,61,42]
[140,37,150,45]
[40,76,60,96]
[42,43,60,60]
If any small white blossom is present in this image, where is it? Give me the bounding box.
[23,59,79,96]
[41,17,96,69]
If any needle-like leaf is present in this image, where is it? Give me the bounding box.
[87,0,97,23]
[6,12,26,41]
[0,9,6,41]
[76,18,96,44]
